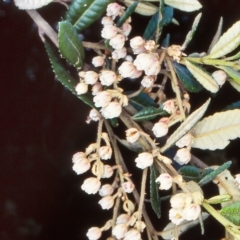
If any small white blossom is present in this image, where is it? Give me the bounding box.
[98,196,114,210]
[102,165,114,178]
[72,152,86,163]
[112,47,127,60]
[121,22,132,36]
[99,146,112,160]
[152,122,168,138]
[112,224,128,239]
[89,109,101,122]
[72,156,91,175]
[99,70,117,86]
[91,82,102,95]
[101,25,118,39]
[174,148,191,165]
[122,181,135,193]
[175,132,193,148]
[144,59,160,76]
[134,53,153,71]
[125,55,133,62]
[81,177,101,194]
[170,193,192,209]
[109,34,125,49]
[118,61,135,78]
[169,208,184,225]
[75,82,88,95]
[84,71,99,85]
[141,76,155,88]
[125,128,140,143]
[86,227,102,240]
[93,91,112,108]
[101,16,114,26]
[116,214,131,224]
[129,69,143,79]
[92,56,105,67]
[99,184,114,197]
[135,152,153,169]
[123,228,141,240]
[155,173,173,190]
[130,36,145,49]
[182,203,201,221]
[106,3,123,19]
[101,102,122,119]
[212,70,227,86]
[163,100,175,114]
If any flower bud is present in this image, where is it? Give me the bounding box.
[134,53,152,71]
[135,152,153,169]
[72,152,86,163]
[163,100,175,114]
[112,224,128,239]
[101,16,114,26]
[112,47,127,60]
[123,228,141,240]
[91,82,102,95]
[99,184,114,197]
[141,76,155,88]
[75,82,88,95]
[182,203,201,221]
[116,214,131,224]
[99,70,117,86]
[101,102,122,119]
[92,56,105,67]
[101,25,118,39]
[170,193,192,209]
[81,177,101,194]
[93,91,112,108]
[84,71,99,85]
[175,132,193,148]
[125,55,133,62]
[129,69,143,79]
[152,122,168,138]
[72,156,91,175]
[89,109,101,121]
[106,3,123,19]
[98,196,114,210]
[122,181,135,193]
[102,165,114,178]
[130,36,145,50]
[212,70,227,86]
[109,34,125,49]
[86,227,102,240]
[125,128,140,143]
[174,148,191,165]
[99,146,112,160]
[155,173,173,190]
[144,59,160,76]
[121,23,132,36]
[169,208,184,225]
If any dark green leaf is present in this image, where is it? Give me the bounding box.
[218,66,240,84]
[173,62,203,92]
[160,6,174,27]
[161,34,170,48]
[178,166,201,182]
[150,165,161,218]
[58,21,84,69]
[109,118,119,127]
[223,101,240,111]
[65,0,113,32]
[116,138,143,153]
[45,41,94,108]
[128,92,158,111]
[220,201,240,226]
[116,1,138,27]
[198,161,232,186]
[201,168,213,177]
[132,106,168,122]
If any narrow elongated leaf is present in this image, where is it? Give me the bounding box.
[185,60,219,93]
[161,98,211,152]
[14,0,52,9]
[58,21,85,69]
[228,78,240,92]
[133,106,168,122]
[66,0,113,32]
[150,165,161,218]
[206,194,231,205]
[124,0,157,16]
[181,13,202,50]
[226,51,240,61]
[223,101,240,111]
[220,201,240,226]
[178,166,201,182]
[208,21,240,59]
[115,137,143,153]
[198,161,232,186]
[164,0,202,12]
[45,41,94,108]
[172,62,203,92]
[117,1,138,27]
[161,34,170,48]
[129,92,158,111]
[161,212,209,239]
[192,109,240,150]
[218,66,240,84]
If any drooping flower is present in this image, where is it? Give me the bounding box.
[212,70,227,86]
[99,184,114,197]
[72,156,91,175]
[101,102,122,119]
[152,122,168,138]
[99,146,112,160]
[155,173,173,190]
[169,208,184,225]
[123,228,141,240]
[101,165,114,178]
[75,82,88,95]
[86,227,102,240]
[135,152,154,169]
[92,56,105,67]
[182,203,201,221]
[125,128,140,143]
[109,34,125,49]
[93,91,112,108]
[174,148,191,165]
[81,177,101,194]
[112,224,128,239]
[98,196,114,210]
[122,181,135,193]
[170,193,192,209]
[175,132,193,148]
[84,71,99,85]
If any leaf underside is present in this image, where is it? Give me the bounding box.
[220,201,240,226]
[164,0,202,12]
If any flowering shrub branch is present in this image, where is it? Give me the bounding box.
[14,0,240,239]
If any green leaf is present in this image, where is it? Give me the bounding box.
[45,41,94,108]
[218,66,240,84]
[58,21,84,69]
[65,0,113,32]
[161,34,170,48]
[164,0,202,12]
[225,51,240,61]
[198,161,232,186]
[109,118,119,128]
[128,92,158,111]
[220,201,240,226]
[223,101,240,111]
[172,62,203,92]
[133,106,168,122]
[116,1,138,27]
[124,0,157,16]
[178,166,201,182]
[160,6,174,27]
[206,194,231,205]
[150,165,161,218]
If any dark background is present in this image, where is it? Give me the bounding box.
[1,0,240,239]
